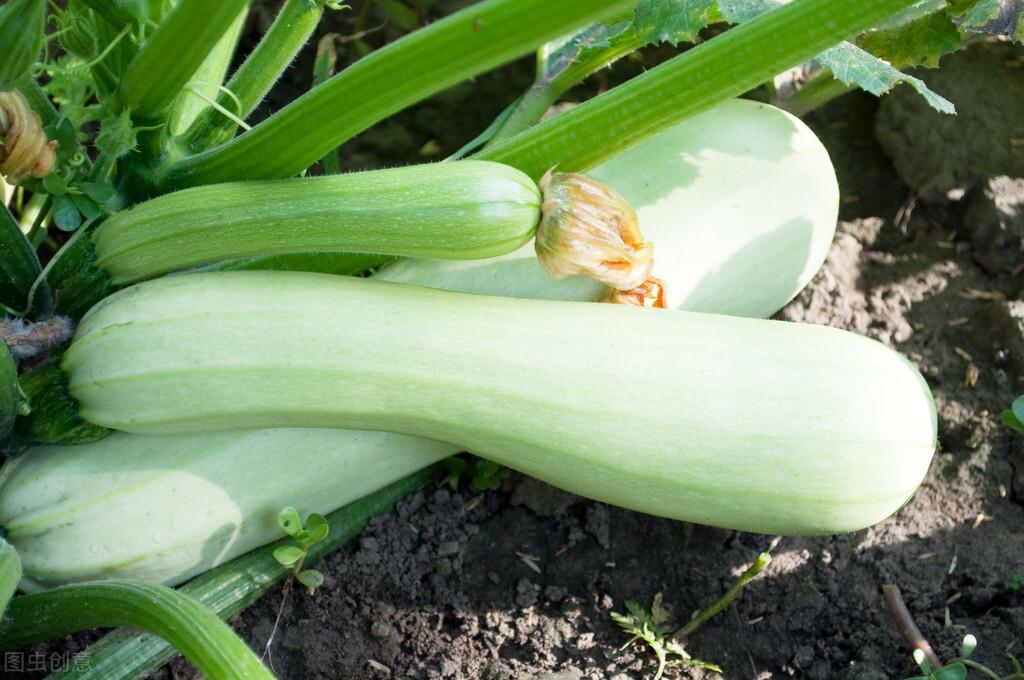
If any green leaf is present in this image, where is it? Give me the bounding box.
[70,193,101,221]
[633,0,717,44]
[815,42,955,113]
[932,663,968,680]
[42,174,68,196]
[1012,395,1024,423]
[440,456,468,491]
[859,10,964,68]
[0,0,47,89]
[304,513,329,544]
[52,194,82,232]
[79,182,117,207]
[718,0,955,114]
[272,546,304,567]
[1002,408,1024,435]
[296,569,325,591]
[95,111,139,161]
[950,0,1024,42]
[542,21,633,81]
[277,507,303,538]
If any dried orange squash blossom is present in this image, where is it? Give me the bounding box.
[535,169,667,308]
[0,90,56,184]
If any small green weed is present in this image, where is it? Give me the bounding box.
[272,506,329,593]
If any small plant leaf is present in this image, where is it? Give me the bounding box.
[42,174,68,196]
[633,0,716,45]
[304,513,329,544]
[1001,408,1024,435]
[541,20,633,82]
[297,569,325,591]
[79,181,116,206]
[932,663,968,680]
[859,10,964,69]
[1012,395,1024,423]
[650,592,672,628]
[470,458,505,491]
[69,192,101,221]
[718,0,956,114]
[278,506,303,538]
[273,545,304,567]
[441,456,468,491]
[815,42,955,114]
[51,194,82,232]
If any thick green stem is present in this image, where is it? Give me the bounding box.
[119,0,251,122]
[675,552,771,639]
[179,0,325,154]
[158,0,638,188]
[0,202,50,316]
[166,6,248,137]
[475,0,921,179]
[0,346,16,446]
[44,468,437,680]
[775,70,856,117]
[0,581,274,680]
[489,29,646,145]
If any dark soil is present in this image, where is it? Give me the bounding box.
[190,41,1023,680]
[18,8,1024,680]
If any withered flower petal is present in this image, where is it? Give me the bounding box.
[0,90,57,184]
[535,170,652,291]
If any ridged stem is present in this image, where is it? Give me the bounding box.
[165,7,248,137]
[775,70,856,117]
[0,202,49,316]
[0,538,21,616]
[119,0,251,122]
[475,0,921,179]
[488,28,646,145]
[179,0,325,154]
[44,468,437,680]
[158,0,638,188]
[0,581,274,680]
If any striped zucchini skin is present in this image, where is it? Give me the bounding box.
[93,160,541,284]
[64,271,937,536]
[0,429,456,590]
[377,99,839,318]
[0,101,843,589]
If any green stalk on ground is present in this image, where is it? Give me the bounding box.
[0,581,274,680]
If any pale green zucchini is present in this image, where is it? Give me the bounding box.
[0,429,455,591]
[93,160,541,284]
[63,271,937,536]
[377,98,839,318]
[0,99,842,590]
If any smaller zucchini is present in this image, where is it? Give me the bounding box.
[0,428,456,589]
[93,160,541,284]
